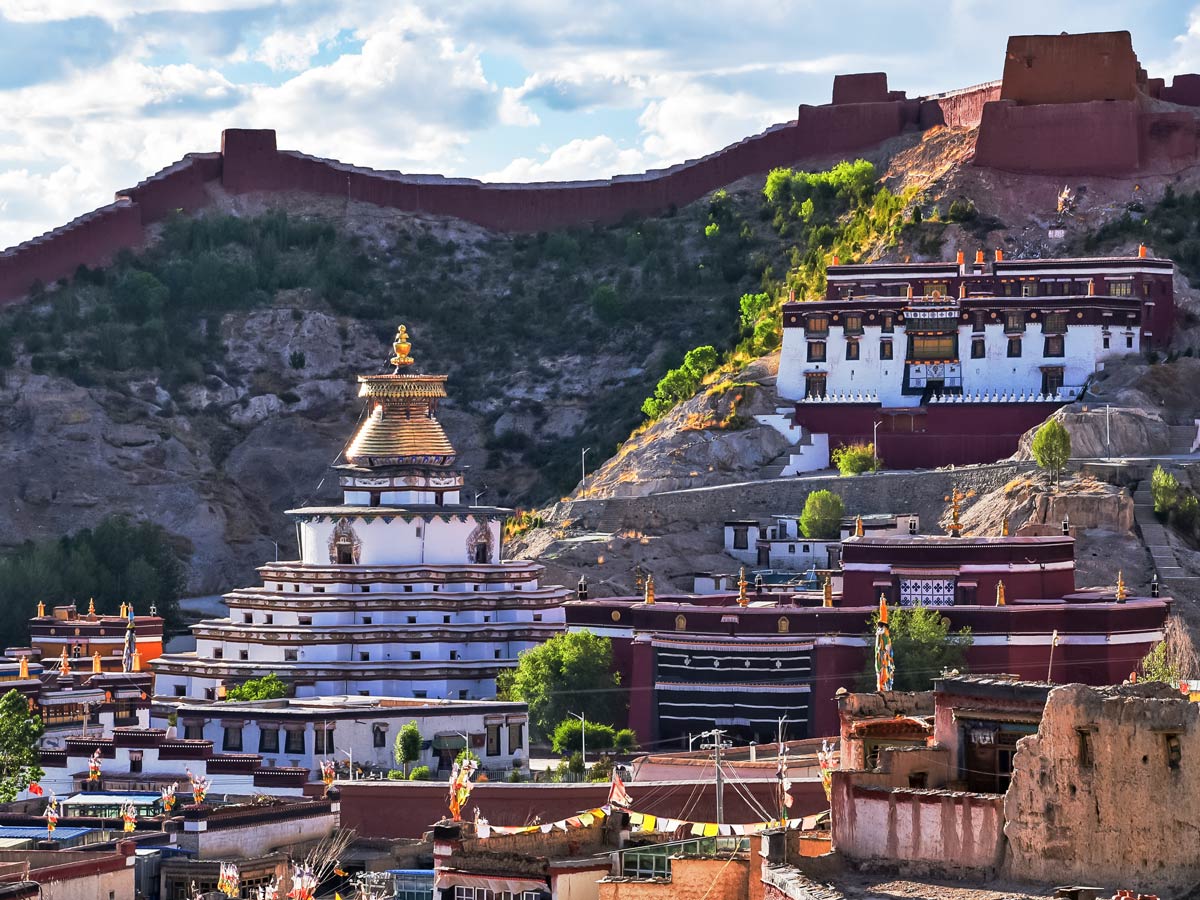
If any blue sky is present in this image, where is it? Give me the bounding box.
[1,1,1198,249]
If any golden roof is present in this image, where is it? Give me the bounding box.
[344,403,457,466]
[358,374,447,401]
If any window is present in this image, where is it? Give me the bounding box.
[363,616,372,625]
[407,615,417,624]
[971,337,985,359]
[1044,335,1064,357]
[264,614,273,624]
[443,615,451,624]
[533,613,543,622]
[508,723,524,751]
[1007,337,1022,358]
[1166,733,1182,770]
[732,524,749,549]
[213,647,223,660]
[909,335,956,360]
[183,721,203,740]
[336,542,354,564]
[881,312,894,334]
[450,650,460,661]
[315,728,335,755]
[373,725,387,748]
[807,341,827,362]
[1126,333,1134,349]
[284,649,298,662]
[410,651,421,660]
[285,729,305,755]
[359,652,370,662]
[243,613,252,624]
[1004,310,1025,332]
[495,650,502,659]
[474,543,489,564]
[843,314,863,335]
[222,725,243,752]
[1110,280,1132,297]
[1021,281,1037,297]
[971,310,986,333]
[845,340,860,360]
[360,585,370,593]
[880,340,893,360]
[404,585,413,593]
[239,650,248,661]
[413,690,427,699]
[458,690,468,700]
[313,586,325,594]
[486,724,500,756]
[1043,312,1067,334]
[805,373,827,398]
[1077,729,1093,768]
[298,615,312,626]
[260,728,280,753]
[805,315,828,336]
[174,685,186,697]
[925,282,947,297]
[1103,334,1111,350]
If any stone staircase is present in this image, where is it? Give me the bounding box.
[1132,479,1194,587]
[1168,423,1198,454]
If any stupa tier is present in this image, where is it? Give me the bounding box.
[153,326,569,701]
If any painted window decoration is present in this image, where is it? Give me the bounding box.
[898,577,956,607]
[466,520,494,564]
[329,518,362,565]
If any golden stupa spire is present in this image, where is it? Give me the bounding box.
[18,656,28,679]
[737,567,749,607]
[823,576,833,608]
[87,597,96,617]
[644,574,655,605]
[1116,570,1127,602]
[854,516,864,538]
[36,601,45,618]
[119,602,128,618]
[996,580,1006,606]
[59,647,70,676]
[390,324,414,370]
[132,650,142,672]
[92,652,102,674]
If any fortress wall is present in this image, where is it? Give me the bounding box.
[1000,31,1140,105]
[1162,73,1200,107]
[118,153,223,222]
[973,99,1141,175]
[1139,110,1200,170]
[918,82,1002,129]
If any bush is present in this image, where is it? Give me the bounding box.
[552,718,616,755]
[225,673,288,701]
[387,770,406,781]
[409,765,432,781]
[831,442,878,476]
[1031,419,1071,487]
[1152,465,1181,518]
[613,728,639,753]
[289,350,306,369]
[800,489,844,539]
[640,344,721,420]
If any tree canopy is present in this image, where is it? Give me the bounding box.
[800,490,844,539]
[395,721,422,776]
[1139,640,1183,684]
[861,605,973,692]
[1031,419,1071,486]
[0,689,43,803]
[502,630,621,739]
[225,673,288,702]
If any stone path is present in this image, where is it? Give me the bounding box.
[1132,479,1197,588]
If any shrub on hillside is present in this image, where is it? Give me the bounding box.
[800,490,844,540]
[831,442,879,476]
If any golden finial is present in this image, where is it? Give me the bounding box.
[996,580,1006,606]
[854,516,864,538]
[119,602,128,618]
[644,574,655,605]
[132,650,142,672]
[87,598,96,617]
[59,647,70,676]
[1001,519,1009,537]
[389,324,414,369]
[18,656,28,679]
[944,487,976,537]
[92,652,102,674]
[737,567,748,607]
[36,601,45,618]
[1116,570,1127,602]
[823,576,833,608]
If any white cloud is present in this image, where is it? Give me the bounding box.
[484,135,644,182]
[2,0,267,22]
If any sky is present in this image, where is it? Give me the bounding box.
[2,1,1200,250]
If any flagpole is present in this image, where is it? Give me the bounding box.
[1047,629,1059,683]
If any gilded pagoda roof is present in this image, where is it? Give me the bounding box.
[357,373,448,401]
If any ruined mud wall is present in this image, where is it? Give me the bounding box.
[1004,682,1200,894]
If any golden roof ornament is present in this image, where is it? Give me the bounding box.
[1001,519,1009,537]
[737,567,748,607]
[855,516,864,538]
[132,650,142,672]
[119,602,128,618]
[87,598,96,618]
[644,574,655,605]
[390,324,414,370]
[823,576,833,608]
[944,487,975,537]
[59,647,70,676]
[36,601,45,618]
[18,656,28,679]
[1116,570,1127,603]
[996,580,1006,606]
[92,652,102,674]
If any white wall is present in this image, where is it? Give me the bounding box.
[299,516,500,566]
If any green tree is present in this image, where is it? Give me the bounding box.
[800,490,844,539]
[551,719,616,755]
[1152,465,1181,518]
[1139,641,1182,684]
[394,721,422,777]
[831,442,879,476]
[506,631,620,740]
[0,689,43,803]
[409,765,432,781]
[225,673,288,702]
[862,605,973,692]
[1031,419,1071,487]
[613,728,639,753]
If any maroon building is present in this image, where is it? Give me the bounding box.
[565,533,1168,746]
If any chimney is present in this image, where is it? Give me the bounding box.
[1138,244,1148,258]
[994,249,1004,262]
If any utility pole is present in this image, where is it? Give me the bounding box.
[581,448,591,494]
[570,711,587,770]
[700,728,731,824]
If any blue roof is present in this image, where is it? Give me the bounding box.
[0,826,91,840]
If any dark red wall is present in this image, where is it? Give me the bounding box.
[974,99,1142,175]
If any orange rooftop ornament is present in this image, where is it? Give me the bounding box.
[36,601,44,618]
[58,647,70,677]
[737,567,748,607]
[855,516,864,537]
[996,580,1006,606]
[944,487,975,537]
[644,574,655,605]
[1115,570,1127,603]
[823,576,833,608]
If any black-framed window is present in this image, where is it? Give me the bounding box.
[284,729,305,755]
[486,724,500,756]
[183,721,203,741]
[880,340,893,360]
[971,337,985,359]
[1007,337,1022,358]
[845,340,860,361]
[805,373,827,398]
[1103,334,1111,349]
[881,312,894,334]
[1004,311,1025,332]
[1126,333,1134,349]
[508,723,524,751]
[843,314,863,335]
[1043,312,1067,334]
[807,341,826,362]
[373,725,387,748]
[1044,335,1065,357]
[972,311,986,333]
[259,728,279,753]
[732,527,748,550]
[314,728,335,755]
[1042,368,1064,396]
[223,725,243,752]
[909,335,956,360]
[805,315,828,336]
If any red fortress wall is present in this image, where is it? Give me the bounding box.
[0,78,999,305]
